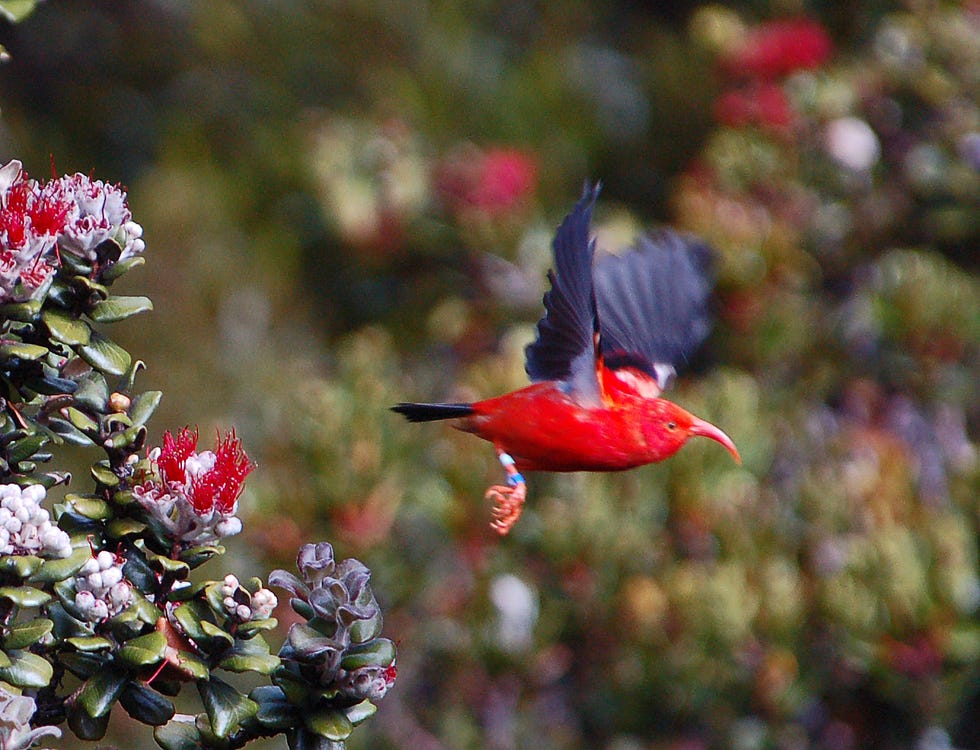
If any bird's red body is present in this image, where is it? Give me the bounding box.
[462,367,737,473]
[393,184,739,533]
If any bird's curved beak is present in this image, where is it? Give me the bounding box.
[689,417,742,464]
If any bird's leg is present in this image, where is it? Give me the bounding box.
[485,450,527,535]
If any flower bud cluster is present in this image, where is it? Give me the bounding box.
[133,428,252,547]
[0,685,61,750]
[73,550,133,622]
[0,484,71,559]
[272,543,397,704]
[220,574,277,623]
[0,160,144,303]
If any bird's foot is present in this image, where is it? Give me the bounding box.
[486,480,526,535]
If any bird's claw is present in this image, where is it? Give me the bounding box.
[485,481,527,535]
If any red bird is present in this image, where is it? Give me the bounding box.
[393,184,740,534]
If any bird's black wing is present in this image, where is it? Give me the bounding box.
[593,230,713,390]
[523,183,602,404]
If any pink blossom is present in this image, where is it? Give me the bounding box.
[438,147,538,217]
[134,428,253,545]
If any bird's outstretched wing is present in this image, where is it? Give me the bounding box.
[524,183,602,404]
[593,230,713,390]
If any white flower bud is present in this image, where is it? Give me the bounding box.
[214,517,243,538]
[97,550,115,570]
[101,566,123,588]
[223,596,237,612]
[235,604,251,621]
[108,582,132,610]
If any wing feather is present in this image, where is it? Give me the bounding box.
[523,183,602,403]
[593,230,713,388]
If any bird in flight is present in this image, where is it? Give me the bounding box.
[393,183,740,534]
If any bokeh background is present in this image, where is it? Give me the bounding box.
[1,1,978,748]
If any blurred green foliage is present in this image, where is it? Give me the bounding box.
[1,1,977,748]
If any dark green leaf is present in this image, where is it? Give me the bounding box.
[65,406,98,432]
[173,600,213,643]
[129,390,163,426]
[45,418,94,447]
[347,610,382,644]
[154,720,203,750]
[30,546,90,583]
[0,341,48,360]
[306,707,353,741]
[0,585,51,607]
[0,299,41,321]
[101,255,146,283]
[67,703,111,741]
[58,651,105,679]
[78,664,128,717]
[66,636,114,652]
[72,372,109,412]
[340,637,395,670]
[79,331,131,376]
[251,685,296,730]
[107,517,148,540]
[198,677,259,739]
[0,554,42,579]
[89,295,153,323]
[90,463,120,487]
[116,630,167,668]
[219,636,280,675]
[4,617,52,649]
[0,649,53,687]
[120,682,175,726]
[68,496,112,520]
[41,308,91,345]
[5,434,48,463]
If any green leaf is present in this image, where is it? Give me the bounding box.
[170,650,209,682]
[0,650,11,668]
[65,406,98,432]
[119,682,175,726]
[58,651,105,679]
[0,299,41,321]
[41,308,91,346]
[200,619,235,650]
[30,545,90,584]
[306,707,353,741]
[89,463,120,487]
[79,331,131,376]
[4,617,53,649]
[78,664,128,717]
[0,585,51,608]
[68,496,112,520]
[67,703,111,741]
[5,434,48,464]
[0,649,53,687]
[0,341,48,361]
[345,699,377,726]
[219,636,280,675]
[129,390,163,427]
[0,1,41,24]
[198,677,259,739]
[0,554,44,579]
[251,685,296,730]
[107,517,147,539]
[89,295,153,323]
[153,720,202,750]
[116,630,167,668]
[102,255,146,283]
[173,600,212,643]
[66,636,114,652]
[347,610,383,643]
[72,372,109,412]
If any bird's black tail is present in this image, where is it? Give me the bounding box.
[391,402,475,423]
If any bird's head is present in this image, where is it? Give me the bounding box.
[640,399,741,464]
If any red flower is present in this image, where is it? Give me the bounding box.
[189,431,253,514]
[154,428,253,515]
[157,427,199,485]
[715,82,795,130]
[723,18,833,80]
[438,146,538,217]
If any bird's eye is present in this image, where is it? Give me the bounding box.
[666,421,677,431]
